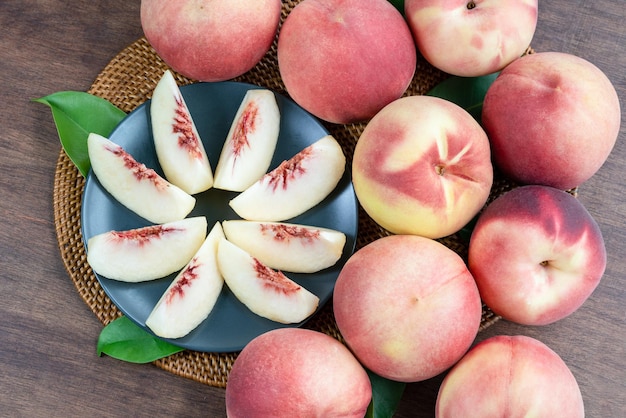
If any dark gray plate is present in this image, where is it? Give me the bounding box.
[81,81,358,353]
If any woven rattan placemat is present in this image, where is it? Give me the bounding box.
[51,1,542,388]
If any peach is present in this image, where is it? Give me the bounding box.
[352,95,493,239]
[213,89,280,192]
[222,220,346,274]
[140,0,281,82]
[87,133,195,224]
[277,0,416,124]
[87,216,208,283]
[217,238,319,324]
[145,222,224,339]
[405,0,538,77]
[468,185,606,325]
[333,235,482,383]
[225,328,372,417]
[229,135,346,222]
[436,335,585,418]
[482,51,621,190]
[150,70,213,194]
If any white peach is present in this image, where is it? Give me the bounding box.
[87,133,195,224]
[86,216,207,283]
[468,185,606,325]
[352,95,493,239]
[436,335,585,418]
[333,234,482,382]
[277,0,416,123]
[222,220,346,273]
[482,51,621,190]
[405,0,538,76]
[213,89,280,192]
[226,328,372,417]
[229,135,346,222]
[150,70,213,195]
[140,0,281,82]
[145,222,224,339]
[217,238,319,324]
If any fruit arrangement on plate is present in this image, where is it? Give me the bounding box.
[81,72,357,352]
[49,0,620,416]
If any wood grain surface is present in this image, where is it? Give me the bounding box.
[1,1,623,416]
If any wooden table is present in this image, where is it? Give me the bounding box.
[1,1,624,416]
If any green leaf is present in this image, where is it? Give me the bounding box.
[365,370,406,418]
[97,316,184,364]
[34,91,126,177]
[426,72,499,122]
[388,0,405,15]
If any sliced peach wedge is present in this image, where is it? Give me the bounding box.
[146,222,225,339]
[86,216,208,283]
[229,134,346,221]
[150,70,214,195]
[87,133,196,224]
[213,88,280,192]
[217,238,319,324]
[222,220,346,273]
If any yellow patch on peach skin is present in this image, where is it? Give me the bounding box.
[411,6,440,24]
[378,106,457,173]
[380,338,412,362]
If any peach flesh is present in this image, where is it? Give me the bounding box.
[482,51,621,190]
[468,185,606,325]
[225,328,372,418]
[436,335,585,418]
[277,0,417,124]
[333,235,482,382]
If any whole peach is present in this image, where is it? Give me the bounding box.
[225,328,372,417]
[405,0,538,77]
[140,0,281,82]
[352,95,493,239]
[333,235,482,382]
[482,51,621,190]
[436,335,585,418]
[277,0,416,124]
[468,185,606,325]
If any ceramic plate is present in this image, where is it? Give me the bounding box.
[81,81,358,352]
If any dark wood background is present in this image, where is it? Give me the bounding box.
[1,1,624,416]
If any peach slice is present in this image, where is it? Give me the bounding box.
[217,238,319,324]
[87,133,195,224]
[229,135,346,221]
[222,220,346,273]
[86,216,208,283]
[145,222,225,339]
[150,70,213,194]
[213,89,280,192]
